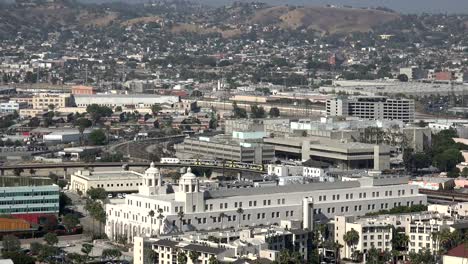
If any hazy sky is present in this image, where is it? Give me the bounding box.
[40,0,468,13]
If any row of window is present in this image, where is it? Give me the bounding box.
[0,191,58,197]
[0,206,57,213]
[96,182,142,188]
[317,189,412,202]
[318,201,419,215]
[0,199,58,205]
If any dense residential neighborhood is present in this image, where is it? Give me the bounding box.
[0,0,466,263]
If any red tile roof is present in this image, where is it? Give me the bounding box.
[446,243,468,258]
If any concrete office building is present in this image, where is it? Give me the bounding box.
[0,185,59,223]
[105,162,426,242]
[224,119,290,134]
[175,135,275,164]
[70,169,144,194]
[74,94,179,108]
[326,96,415,123]
[264,136,390,170]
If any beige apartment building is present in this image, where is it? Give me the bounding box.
[32,93,72,109]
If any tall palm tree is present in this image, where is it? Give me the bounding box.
[177,211,185,233]
[148,210,155,237]
[343,229,359,260]
[236,208,244,229]
[219,212,227,230]
[156,208,164,235]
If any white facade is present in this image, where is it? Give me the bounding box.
[70,169,144,194]
[74,94,180,108]
[0,101,25,113]
[303,166,328,179]
[267,164,303,177]
[406,219,453,254]
[105,163,427,243]
[326,96,415,123]
[334,215,393,259]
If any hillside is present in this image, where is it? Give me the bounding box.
[250,6,400,34]
[0,3,401,40]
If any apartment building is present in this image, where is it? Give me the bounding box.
[32,93,71,109]
[326,96,415,123]
[134,221,312,264]
[406,218,453,254]
[105,163,426,243]
[334,215,393,259]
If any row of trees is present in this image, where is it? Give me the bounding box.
[84,187,107,237]
[232,102,280,118]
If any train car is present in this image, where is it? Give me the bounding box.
[160,158,180,164]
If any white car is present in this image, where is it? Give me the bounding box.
[107,193,113,198]
[117,193,123,199]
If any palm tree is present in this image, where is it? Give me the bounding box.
[148,210,155,237]
[156,208,164,235]
[177,211,185,233]
[219,212,227,230]
[236,208,244,229]
[343,229,359,260]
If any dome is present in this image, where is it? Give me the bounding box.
[181,167,196,180]
[145,161,160,174]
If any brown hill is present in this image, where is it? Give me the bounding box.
[250,6,400,34]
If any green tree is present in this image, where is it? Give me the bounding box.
[177,252,188,264]
[151,104,162,116]
[63,213,80,230]
[269,107,280,117]
[86,104,113,125]
[433,148,464,173]
[30,241,42,255]
[236,208,244,228]
[367,246,380,264]
[409,249,436,264]
[89,129,107,145]
[43,232,58,246]
[102,248,122,260]
[148,210,155,237]
[208,255,220,264]
[189,251,200,264]
[178,211,185,232]
[343,229,359,260]
[75,118,92,145]
[232,102,247,118]
[2,251,35,264]
[2,235,20,252]
[251,104,266,118]
[86,187,107,200]
[81,243,94,261]
[12,168,23,176]
[115,106,122,112]
[397,74,409,82]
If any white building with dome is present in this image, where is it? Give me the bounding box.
[105,163,427,242]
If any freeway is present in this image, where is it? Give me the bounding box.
[0,161,265,174]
